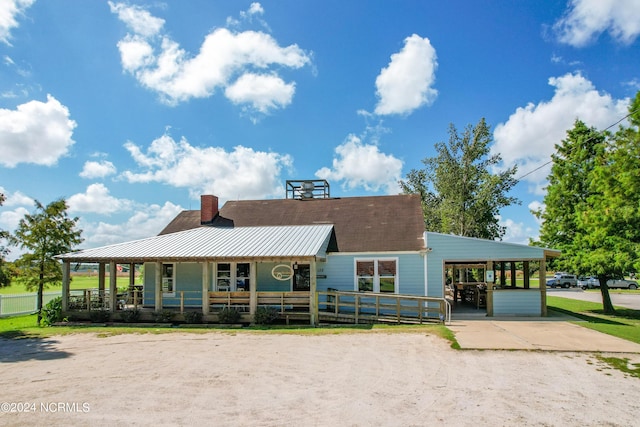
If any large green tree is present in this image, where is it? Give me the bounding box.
[537,94,640,314]
[400,118,519,239]
[0,193,11,287]
[12,199,83,324]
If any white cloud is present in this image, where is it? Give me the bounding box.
[121,134,293,200]
[110,2,310,116]
[554,0,640,47]
[492,73,629,193]
[0,0,35,46]
[374,34,438,116]
[497,216,537,245]
[0,188,32,207]
[108,1,164,38]
[80,160,117,179]
[225,73,295,116]
[79,201,184,248]
[0,187,31,235]
[316,134,403,194]
[246,3,264,16]
[0,95,77,167]
[68,184,133,215]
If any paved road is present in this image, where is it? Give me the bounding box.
[547,287,640,310]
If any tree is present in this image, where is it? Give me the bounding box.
[0,193,11,287]
[12,199,83,325]
[400,118,520,239]
[537,93,640,314]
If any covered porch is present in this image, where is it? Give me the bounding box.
[56,225,336,325]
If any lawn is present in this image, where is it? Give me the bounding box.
[547,295,640,345]
[0,275,136,295]
[0,312,454,343]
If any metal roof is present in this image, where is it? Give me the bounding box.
[56,225,334,262]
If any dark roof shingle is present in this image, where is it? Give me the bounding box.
[159,194,425,252]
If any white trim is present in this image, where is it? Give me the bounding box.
[354,257,399,293]
[161,262,175,297]
[213,262,251,292]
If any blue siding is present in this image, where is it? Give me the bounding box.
[493,290,541,316]
[256,262,290,291]
[320,253,425,295]
[143,262,203,307]
[425,232,549,299]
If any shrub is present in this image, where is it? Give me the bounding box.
[153,309,174,323]
[183,310,203,324]
[254,306,280,325]
[121,309,140,323]
[42,296,64,326]
[89,310,110,323]
[218,307,241,324]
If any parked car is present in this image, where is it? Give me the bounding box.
[547,274,578,288]
[607,276,639,290]
[577,276,639,290]
[577,276,600,289]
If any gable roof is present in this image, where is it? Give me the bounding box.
[160,194,426,253]
[57,225,335,263]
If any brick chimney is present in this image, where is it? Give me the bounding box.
[200,195,219,224]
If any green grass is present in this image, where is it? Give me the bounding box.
[547,295,640,344]
[0,275,135,295]
[0,313,455,345]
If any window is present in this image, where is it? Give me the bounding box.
[162,263,175,296]
[293,264,311,291]
[215,262,250,291]
[355,259,397,293]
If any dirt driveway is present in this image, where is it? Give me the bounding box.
[1,331,639,426]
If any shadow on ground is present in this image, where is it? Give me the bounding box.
[0,333,73,363]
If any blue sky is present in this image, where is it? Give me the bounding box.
[1,0,639,256]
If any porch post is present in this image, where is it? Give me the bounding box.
[61,260,70,312]
[539,258,547,316]
[510,262,517,287]
[486,261,493,317]
[98,262,106,303]
[310,259,318,326]
[523,261,530,289]
[202,262,209,315]
[155,261,162,312]
[109,261,117,313]
[129,263,135,289]
[249,261,257,320]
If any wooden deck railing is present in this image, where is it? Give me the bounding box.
[318,290,450,324]
[208,291,310,312]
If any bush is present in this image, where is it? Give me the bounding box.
[42,296,64,326]
[121,309,140,323]
[153,309,174,323]
[183,310,203,324]
[218,307,241,324]
[89,310,110,323]
[254,306,279,325]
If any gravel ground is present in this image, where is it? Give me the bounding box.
[1,331,639,426]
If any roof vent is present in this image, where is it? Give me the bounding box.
[286,180,330,200]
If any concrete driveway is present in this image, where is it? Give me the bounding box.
[448,317,640,353]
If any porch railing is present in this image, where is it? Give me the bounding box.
[208,291,311,313]
[318,290,450,324]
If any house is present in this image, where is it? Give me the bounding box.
[56,180,559,323]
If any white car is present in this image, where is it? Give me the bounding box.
[577,276,599,289]
[607,277,638,290]
[577,276,638,290]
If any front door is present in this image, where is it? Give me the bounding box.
[293,264,310,291]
